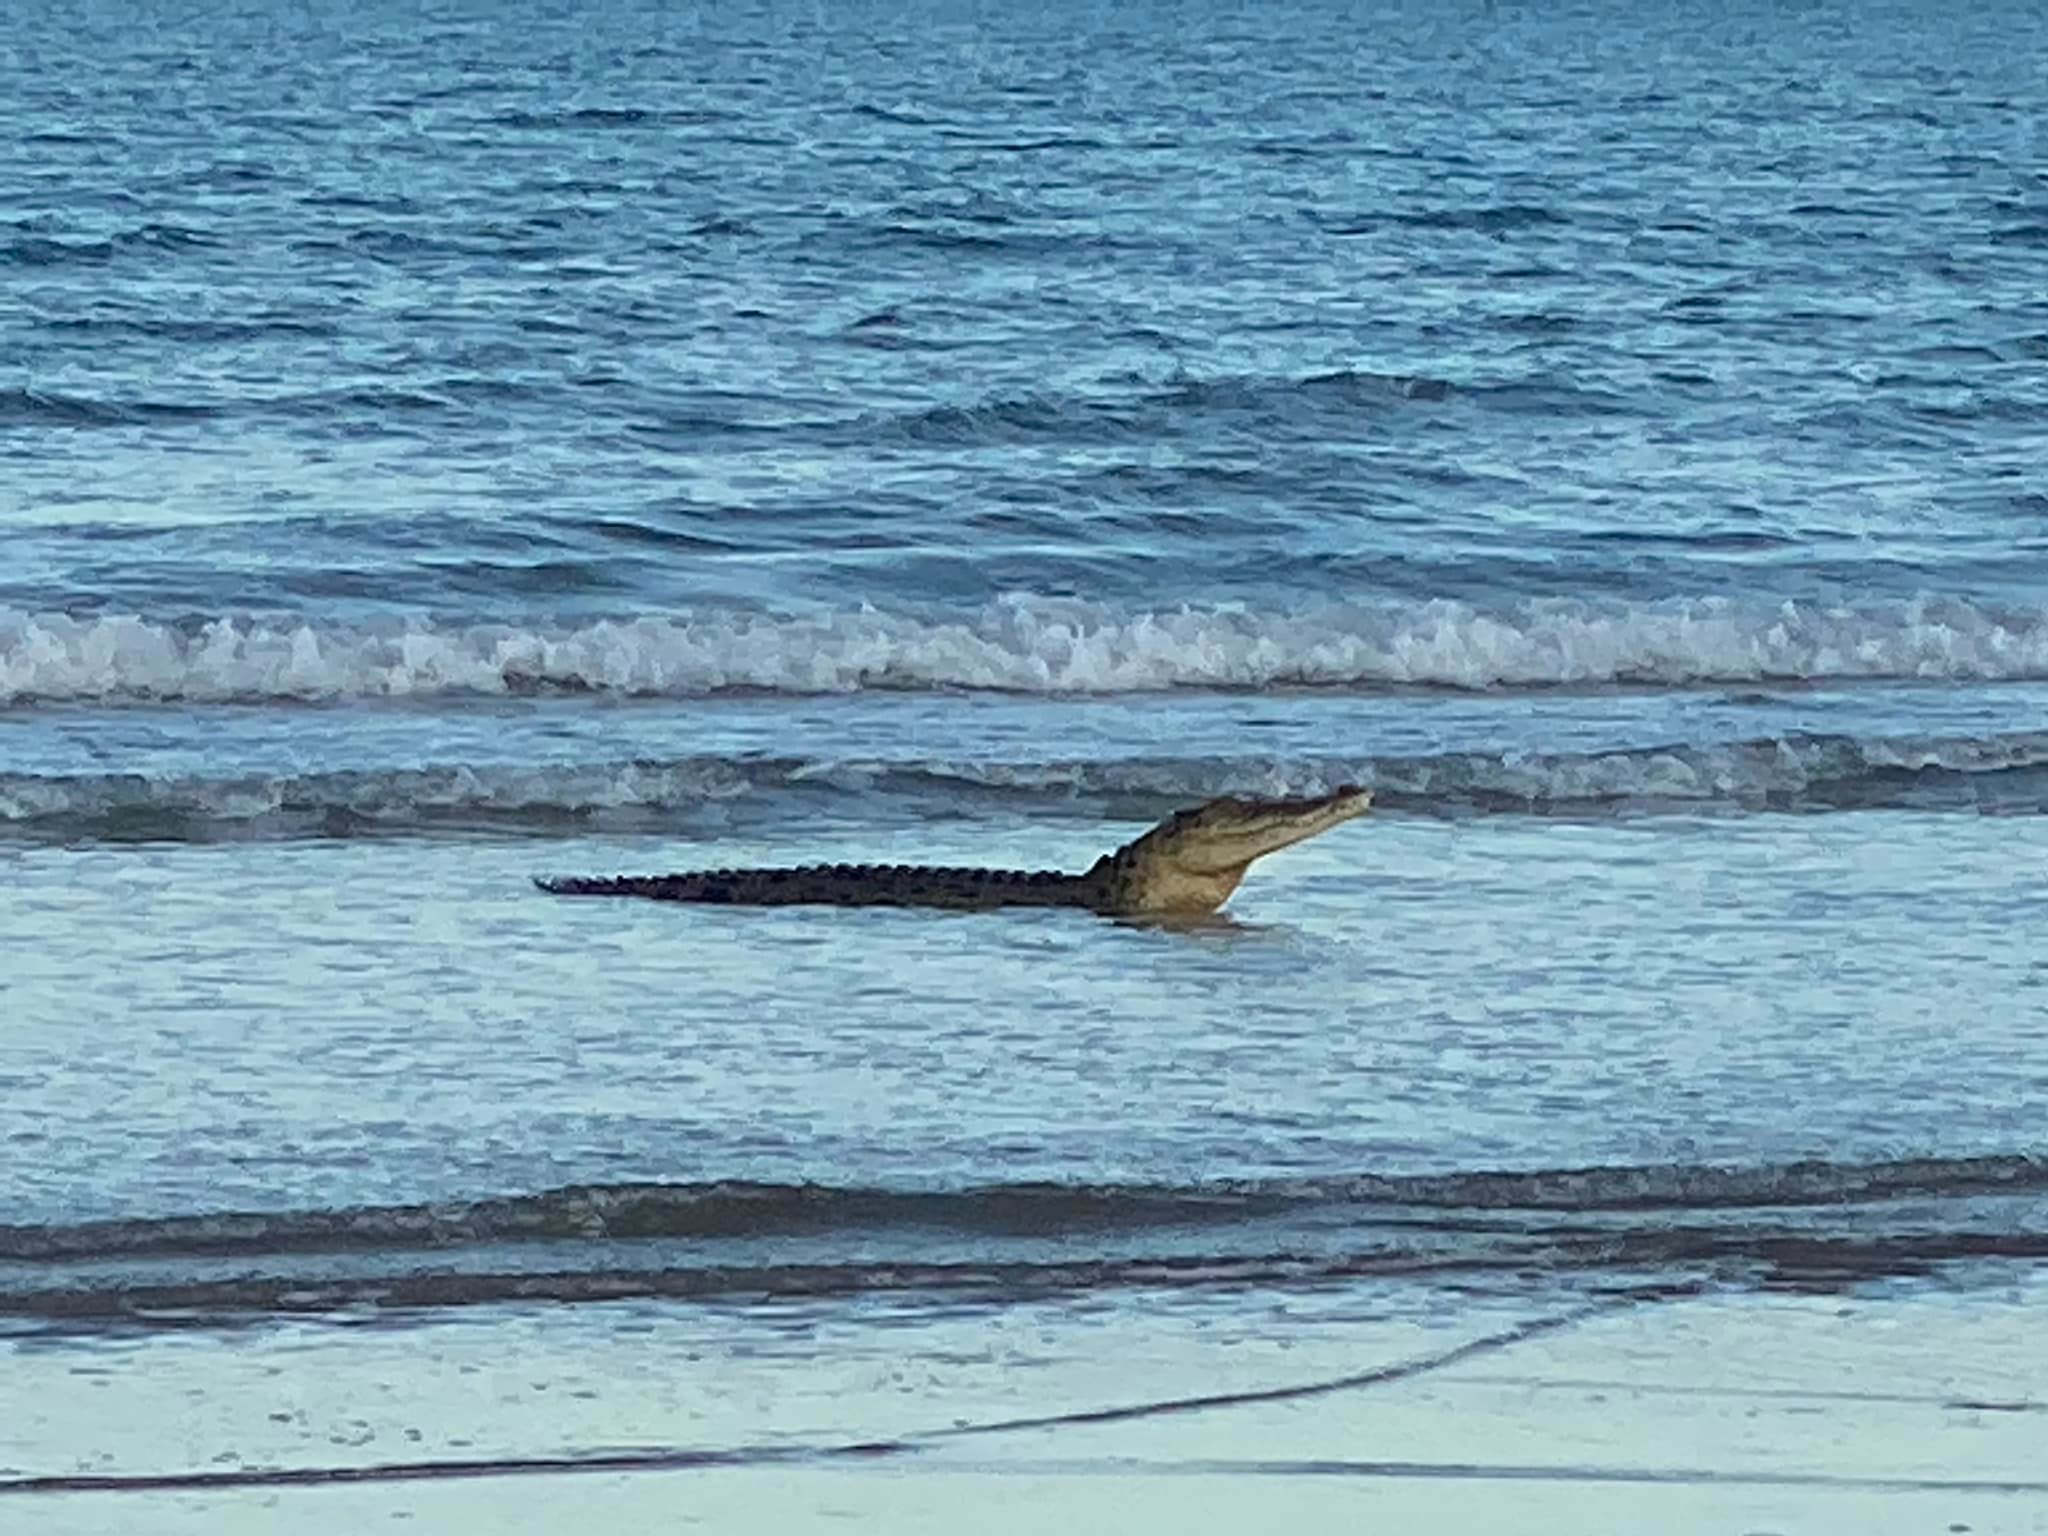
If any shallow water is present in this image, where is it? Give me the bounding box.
[7,812,2045,1313]
[3,0,2046,1492]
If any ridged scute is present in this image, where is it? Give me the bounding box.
[536,863,1099,910]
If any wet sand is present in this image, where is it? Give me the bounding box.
[7,1276,2044,1534]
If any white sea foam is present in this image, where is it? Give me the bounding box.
[6,596,2048,703]
[4,732,2045,837]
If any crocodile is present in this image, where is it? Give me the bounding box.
[535,785,1371,917]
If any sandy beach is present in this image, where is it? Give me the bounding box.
[8,1275,2045,1534]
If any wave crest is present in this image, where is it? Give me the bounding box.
[4,730,2044,842]
[5,1156,2043,1323]
[7,597,2048,704]
[8,1154,2043,1264]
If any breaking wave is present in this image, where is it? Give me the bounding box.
[5,1156,2044,1324]
[4,730,2046,841]
[8,595,2048,704]
[11,1154,2045,1263]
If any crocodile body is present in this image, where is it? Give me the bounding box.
[536,864,1099,910]
[535,785,1371,918]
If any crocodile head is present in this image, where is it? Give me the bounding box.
[1094,784,1373,914]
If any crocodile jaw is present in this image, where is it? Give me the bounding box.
[1154,785,1373,875]
[1096,785,1373,913]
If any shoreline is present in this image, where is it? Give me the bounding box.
[7,1275,2044,1532]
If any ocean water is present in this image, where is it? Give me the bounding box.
[4,0,2048,1494]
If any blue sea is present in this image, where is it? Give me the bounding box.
[4,0,2047,1503]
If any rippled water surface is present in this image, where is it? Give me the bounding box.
[3,0,2046,1493]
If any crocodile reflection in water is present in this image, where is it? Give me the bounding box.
[535,786,1371,917]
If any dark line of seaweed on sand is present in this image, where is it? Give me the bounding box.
[0,1294,1633,1496]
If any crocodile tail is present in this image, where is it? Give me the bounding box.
[534,868,905,904]
[533,874,695,899]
